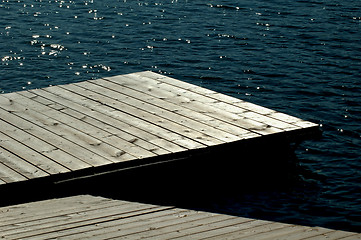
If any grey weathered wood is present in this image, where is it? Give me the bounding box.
[47,84,200,150]
[0,131,69,175]
[77,81,242,143]
[0,147,48,179]
[105,74,286,136]
[90,78,259,140]
[136,71,319,129]
[1,201,169,239]
[0,195,359,240]
[2,93,134,165]
[0,71,319,186]
[36,88,177,154]
[0,117,92,171]
[63,83,223,147]
[29,208,198,240]
[133,71,319,130]
[0,161,27,183]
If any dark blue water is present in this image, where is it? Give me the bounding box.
[1,0,360,232]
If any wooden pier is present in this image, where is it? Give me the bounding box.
[2,71,361,239]
[0,71,319,186]
[1,195,359,239]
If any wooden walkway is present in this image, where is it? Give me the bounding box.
[0,195,359,239]
[0,71,319,186]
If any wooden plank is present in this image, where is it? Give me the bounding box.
[1,93,134,165]
[0,195,114,225]
[29,208,200,240]
[304,230,360,240]
[81,213,235,240]
[137,71,316,128]
[57,83,209,149]
[233,225,321,240]
[119,216,252,240]
[131,73,298,132]
[341,234,361,240]
[91,78,259,140]
[131,72,316,133]
[0,101,119,169]
[33,89,175,155]
[105,74,285,136]
[0,147,49,180]
[0,131,68,175]
[0,161,27,183]
[14,92,140,161]
[144,218,274,240]
[267,227,336,240]
[0,197,161,234]
[63,83,223,147]
[175,222,287,240]
[45,86,197,152]
[41,86,188,153]
[0,118,92,171]
[0,202,149,236]
[1,196,359,240]
[2,204,171,239]
[76,80,242,143]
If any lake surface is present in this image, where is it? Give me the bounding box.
[1,0,360,232]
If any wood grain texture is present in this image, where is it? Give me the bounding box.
[0,195,358,240]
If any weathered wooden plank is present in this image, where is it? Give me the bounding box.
[0,131,69,175]
[0,202,150,236]
[2,204,171,239]
[63,83,223,147]
[0,161,27,183]
[0,147,48,180]
[76,80,242,143]
[81,213,233,240]
[105,74,285,136]
[58,84,210,148]
[304,230,359,240]
[134,74,296,132]
[341,234,361,240]
[1,195,359,240]
[3,92,134,164]
[0,195,113,225]
[175,221,287,240]
[139,216,258,240]
[82,82,243,141]
[43,84,198,151]
[0,100,120,169]
[29,208,199,240]
[137,71,314,128]
[268,227,335,240]
[242,111,299,131]
[36,88,177,155]
[15,92,139,161]
[0,118,92,171]
[131,72,316,134]
[119,216,251,240]
[233,224,316,240]
[92,78,259,140]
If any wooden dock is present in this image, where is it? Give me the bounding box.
[0,71,319,186]
[3,71,360,239]
[0,195,359,239]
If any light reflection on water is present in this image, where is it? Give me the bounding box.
[1,0,361,232]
